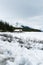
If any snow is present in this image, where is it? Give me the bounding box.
[0,32,43,65]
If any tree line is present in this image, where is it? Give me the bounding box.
[0,20,41,32]
[0,20,14,32]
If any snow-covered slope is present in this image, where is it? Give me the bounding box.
[0,32,43,65]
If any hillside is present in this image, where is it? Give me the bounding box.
[21,25,42,32]
[0,21,42,32]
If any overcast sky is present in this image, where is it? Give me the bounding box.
[0,0,43,30]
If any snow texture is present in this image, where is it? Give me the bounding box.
[0,32,43,65]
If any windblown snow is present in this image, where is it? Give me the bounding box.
[0,32,43,65]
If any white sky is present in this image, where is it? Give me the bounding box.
[0,0,43,30]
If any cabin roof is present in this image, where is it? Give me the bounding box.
[15,27,22,29]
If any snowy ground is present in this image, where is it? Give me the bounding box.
[0,32,43,65]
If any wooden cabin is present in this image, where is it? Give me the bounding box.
[14,27,22,32]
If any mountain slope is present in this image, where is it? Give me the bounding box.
[21,25,42,32]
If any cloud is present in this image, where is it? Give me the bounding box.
[0,0,43,18]
[0,0,43,30]
[18,15,43,30]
